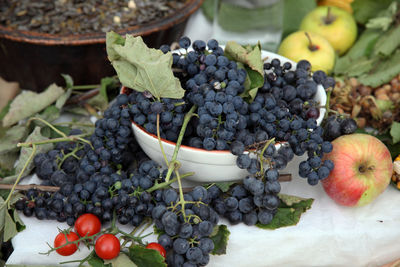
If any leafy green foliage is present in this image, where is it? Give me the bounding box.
[0,125,28,155]
[0,101,11,121]
[127,245,166,267]
[214,182,235,193]
[210,224,230,255]
[351,0,394,24]
[256,194,314,230]
[87,253,111,267]
[373,24,400,57]
[358,49,400,87]
[1,127,53,184]
[2,84,64,127]
[390,122,400,144]
[0,192,25,242]
[106,32,185,100]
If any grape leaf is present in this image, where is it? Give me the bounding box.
[334,29,381,75]
[358,49,400,87]
[373,24,400,57]
[224,41,264,75]
[365,2,398,31]
[0,127,53,184]
[0,101,11,121]
[210,224,230,255]
[33,105,61,127]
[256,194,314,230]
[127,245,166,267]
[106,32,184,100]
[56,88,72,109]
[214,182,235,193]
[87,253,111,267]
[2,84,65,127]
[0,125,28,155]
[100,77,117,103]
[241,67,265,102]
[105,253,137,267]
[61,74,74,89]
[390,122,400,144]
[0,152,18,172]
[351,0,394,24]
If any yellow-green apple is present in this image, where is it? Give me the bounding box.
[278,31,335,73]
[322,133,393,207]
[300,6,357,55]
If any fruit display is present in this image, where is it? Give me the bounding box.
[322,133,393,206]
[1,0,400,266]
[0,33,360,266]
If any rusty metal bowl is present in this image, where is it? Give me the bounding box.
[0,0,203,91]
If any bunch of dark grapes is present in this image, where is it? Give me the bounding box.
[211,167,281,226]
[152,185,221,267]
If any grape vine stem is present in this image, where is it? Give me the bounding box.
[2,144,36,209]
[164,105,197,183]
[156,114,169,167]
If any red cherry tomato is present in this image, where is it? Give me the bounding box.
[146,242,166,258]
[95,234,120,260]
[54,231,80,256]
[74,213,101,237]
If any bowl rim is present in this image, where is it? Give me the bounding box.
[0,0,203,46]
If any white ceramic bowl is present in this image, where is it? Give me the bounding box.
[129,50,326,182]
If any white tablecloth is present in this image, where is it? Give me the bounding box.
[6,10,400,267]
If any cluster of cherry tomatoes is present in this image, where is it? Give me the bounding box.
[53,213,165,260]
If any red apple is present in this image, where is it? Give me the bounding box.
[322,133,393,207]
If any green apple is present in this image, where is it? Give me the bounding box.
[278,31,335,73]
[300,6,357,55]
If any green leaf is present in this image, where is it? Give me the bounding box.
[0,153,17,176]
[34,105,61,125]
[88,253,111,267]
[61,74,74,89]
[13,209,25,232]
[56,88,72,109]
[352,0,394,24]
[105,253,137,267]
[64,106,90,116]
[282,0,316,38]
[214,182,235,193]
[224,41,264,75]
[88,93,108,111]
[1,127,53,184]
[0,125,28,155]
[0,101,11,121]
[127,245,167,267]
[390,122,400,144]
[210,224,230,255]
[256,194,314,230]
[100,76,118,103]
[358,49,400,87]
[106,32,184,100]
[2,84,64,127]
[241,68,265,101]
[4,208,18,242]
[334,29,381,75]
[373,24,400,57]
[366,1,398,31]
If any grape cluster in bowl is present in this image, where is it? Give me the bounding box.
[129,37,336,185]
